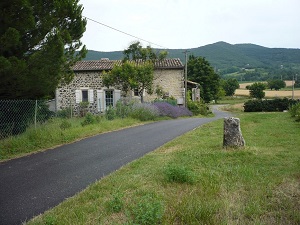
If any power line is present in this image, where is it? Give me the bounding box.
[83,16,168,49]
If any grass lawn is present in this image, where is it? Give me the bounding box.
[27,111,300,225]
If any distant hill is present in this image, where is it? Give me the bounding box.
[83,41,300,80]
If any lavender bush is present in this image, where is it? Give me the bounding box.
[153,102,193,118]
[129,103,160,121]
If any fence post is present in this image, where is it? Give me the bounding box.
[35,100,37,129]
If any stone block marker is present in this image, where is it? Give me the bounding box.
[223,117,245,148]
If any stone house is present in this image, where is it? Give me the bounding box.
[55,58,185,114]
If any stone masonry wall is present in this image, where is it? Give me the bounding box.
[144,69,184,103]
[56,71,103,114]
[56,68,184,114]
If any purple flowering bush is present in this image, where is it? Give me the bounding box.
[153,102,193,118]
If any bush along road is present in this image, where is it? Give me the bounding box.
[0,106,230,225]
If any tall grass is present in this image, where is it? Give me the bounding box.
[28,111,300,225]
[0,117,141,161]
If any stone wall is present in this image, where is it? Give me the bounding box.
[56,68,184,114]
[56,71,104,114]
[144,69,184,103]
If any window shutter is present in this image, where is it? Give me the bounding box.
[88,89,94,103]
[75,90,81,103]
[114,90,121,106]
[97,90,105,112]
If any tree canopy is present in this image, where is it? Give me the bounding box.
[267,79,286,90]
[187,55,221,102]
[0,0,87,99]
[248,82,266,99]
[221,78,240,96]
[104,42,167,103]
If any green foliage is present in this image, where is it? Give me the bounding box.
[129,103,159,121]
[123,41,168,61]
[164,164,196,184]
[221,78,240,96]
[187,55,221,103]
[106,192,124,213]
[103,61,154,103]
[289,102,300,121]
[187,91,210,115]
[79,101,89,117]
[0,0,87,99]
[244,98,299,112]
[129,193,164,225]
[248,82,267,99]
[81,113,96,126]
[56,107,72,119]
[105,106,116,121]
[267,79,286,90]
[59,120,72,130]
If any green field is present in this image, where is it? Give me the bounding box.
[27,110,300,225]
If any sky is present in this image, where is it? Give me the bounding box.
[79,0,300,52]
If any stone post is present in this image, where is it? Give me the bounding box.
[223,117,245,148]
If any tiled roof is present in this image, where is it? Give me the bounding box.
[72,58,184,71]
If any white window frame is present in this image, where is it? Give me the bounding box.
[75,88,94,104]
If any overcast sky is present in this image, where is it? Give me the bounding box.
[79,0,300,52]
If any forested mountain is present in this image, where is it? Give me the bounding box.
[83,42,300,81]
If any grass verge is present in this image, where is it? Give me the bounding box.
[27,111,300,225]
[0,117,143,161]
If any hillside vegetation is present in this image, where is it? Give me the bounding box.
[84,42,300,81]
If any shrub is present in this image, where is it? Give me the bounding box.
[129,103,159,121]
[81,113,96,126]
[59,120,72,130]
[289,102,300,122]
[154,102,193,118]
[187,100,209,116]
[105,106,116,120]
[56,107,72,118]
[115,100,132,118]
[244,98,299,112]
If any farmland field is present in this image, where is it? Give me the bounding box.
[236,81,300,98]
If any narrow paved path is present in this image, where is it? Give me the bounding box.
[0,106,230,225]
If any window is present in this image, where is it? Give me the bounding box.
[82,90,88,102]
[75,89,94,103]
[105,90,114,107]
[133,88,139,96]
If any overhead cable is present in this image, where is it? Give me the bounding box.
[83,16,168,49]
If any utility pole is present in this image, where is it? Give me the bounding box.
[292,74,295,100]
[183,50,189,107]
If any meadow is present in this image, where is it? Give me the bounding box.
[27,106,300,224]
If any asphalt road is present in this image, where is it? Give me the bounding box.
[0,106,230,225]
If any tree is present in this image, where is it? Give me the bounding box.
[187,55,221,103]
[221,78,240,96]
[104,42,167,103]
[0,0,87,99]
[267,79,286,90]
[103,61,154,103]
[248,82,266,99]
[123,41,168,62]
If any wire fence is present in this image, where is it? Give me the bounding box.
[0,100,72,139]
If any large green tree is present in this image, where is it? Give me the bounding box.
[267,79,286,90]
[0,0,87,99]
[104,42,167,103]
[248,82,266,99]
[187,55,221,102]
[221,78,240,96]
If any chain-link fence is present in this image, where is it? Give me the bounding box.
[0,100,73,139]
